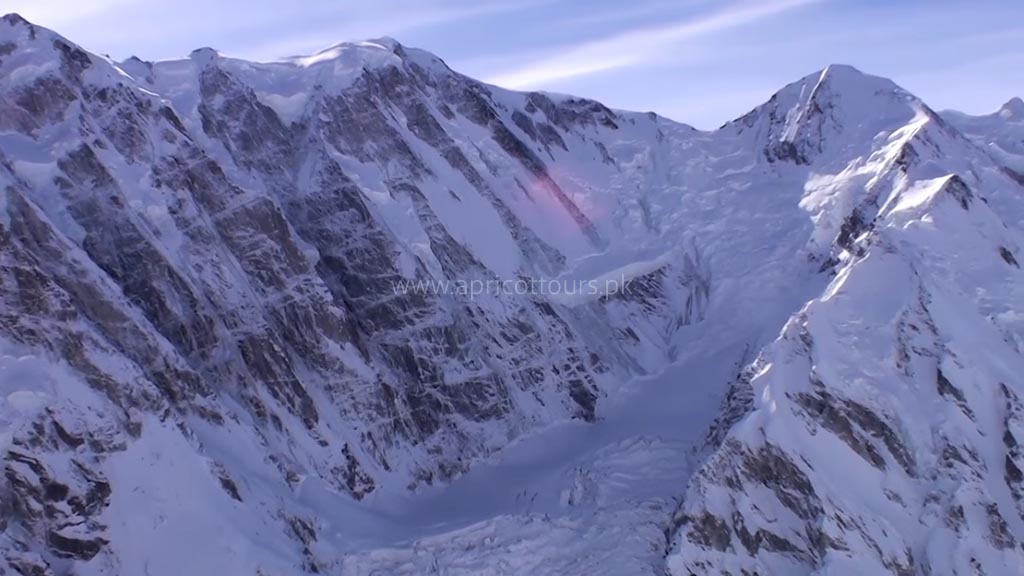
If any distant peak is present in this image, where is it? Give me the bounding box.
[119,55,154,80]
[2,12,29,27]
[276,36,438,71]
[2,12,40,38]
[820,63,865,79]
[309,37,405,58]
[999,96,1024,119]
[364,36,402,49]
[1,13,79,55]
[797,63,907,112]
[188,46,220,65]
[814,63,899,92]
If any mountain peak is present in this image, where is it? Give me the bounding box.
[272,35,455,78]
[310,36,403,56]
[999,96,1024,119]
[363,36,403,50]
[0,13,58,45]
[819,63,865,80]
[2,12,29,27]
[727,62,916,164]
[2,12,46,42]
[277,37,407,69]
[188,46,221,65]
[812,62,902,95]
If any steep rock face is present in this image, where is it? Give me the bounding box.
[0,14,701,573]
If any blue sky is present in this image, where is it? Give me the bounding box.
[8,0,1023,128]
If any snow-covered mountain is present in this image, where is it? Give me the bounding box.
[671,79,1024,575]
[0,13,1022,575]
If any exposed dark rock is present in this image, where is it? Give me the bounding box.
[216,471,243,502]
[684,512,731,552]
[986,503,1016,550]
[795,377,916,476]
[766,140,809,165]
[942,175,973,210]
[740,443,822,521]
[338,444,375,500]
[836,208,868,251]
[936,368,976,420]
[999,246,1019,267]
[47,529,107,560]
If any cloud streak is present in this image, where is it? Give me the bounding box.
[236,0,545,61]
[6,0,546,61]
[484,0,821,89]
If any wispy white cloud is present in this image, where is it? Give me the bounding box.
[5,0,548,61]
[484,0,822,89]
[529,0,714,36]
[235,0,545,61]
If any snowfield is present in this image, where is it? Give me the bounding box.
[1,12,1023,576]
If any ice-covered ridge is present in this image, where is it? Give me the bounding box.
[283,36,404,67]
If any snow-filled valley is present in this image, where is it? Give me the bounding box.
[1,12,1024,575]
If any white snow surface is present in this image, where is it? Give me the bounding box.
[1,12,1024,576]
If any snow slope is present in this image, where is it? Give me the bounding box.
[944,97,1024,183]
[1,12,1023,575]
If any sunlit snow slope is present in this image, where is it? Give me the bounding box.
[0,13,1022,576]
